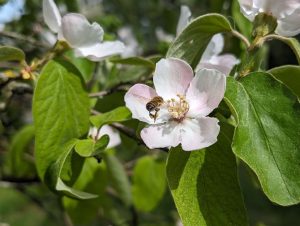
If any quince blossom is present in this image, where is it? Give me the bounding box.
[43,0,125,61]
[177,5,240,75]
[125,58,226,151]
[88,126,121,149]
[238,0,300,36]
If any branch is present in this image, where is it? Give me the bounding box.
[0,30,49,48]
[1,176,40,185]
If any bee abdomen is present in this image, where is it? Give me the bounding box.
[146,102,156,111]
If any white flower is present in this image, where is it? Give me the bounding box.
[118,27,142,57]
[43,0,125,61]
[176,5,240,75]
[88,126,121,149]
[238,0,300,37]
[125,58,226,151]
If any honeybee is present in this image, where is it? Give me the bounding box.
[146,96,164,122]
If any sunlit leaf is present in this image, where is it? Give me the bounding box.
[166,124,248,226]
[90,106,132,128]
[33,60,95,199]
[167,13,232,68]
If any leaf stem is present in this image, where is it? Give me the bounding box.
[231,30,251,49]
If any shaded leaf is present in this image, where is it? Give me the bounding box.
[104,152,132,206]
[132,156,166,212]
[0,46,25,62]
[225,73,300,205]
[268,65,300,98]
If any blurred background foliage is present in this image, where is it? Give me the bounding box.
[0,0,300,226]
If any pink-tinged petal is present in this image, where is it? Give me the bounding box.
[125,84,168,124]
[196,54,240,75]
[43,0,61,33]
[153,58,194,99]
[201,34,224,61]
[180,117,220,151]
[99,125,121,148]
[141,122,181,149]
[176,5,192,36]
[75,41,125,61]
[186,68,226,118]
[61,13,103,48]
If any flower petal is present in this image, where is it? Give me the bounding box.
[141,122,181,149]
[125,84,169,124]
[276,7,300,37]
[75,41,125,61]
[196,54,240,75]
[186,68,226,118]
[99,125,121,149]
[180,117,220,151]
[43,0,61,33]
[201,34,224,61]
[153,58,194,100]
[176,5,192,36]
[61,13,103,48]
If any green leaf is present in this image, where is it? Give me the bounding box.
[90,106,132,128]
[33,60,95,199]
[132,156,166,212]
[167,13,232,68]
[64,50,95,82]
[166,124,248,226]
[103,152,132,206]
[0,46,25,62]
[231,0,252,39]
[74,136,109,157]
[63,158,109,225]
[7,125,35,177]
[225,72,300,206]
[268,65,300,98]
[110,57,155,68]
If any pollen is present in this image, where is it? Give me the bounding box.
[167,94,189,121]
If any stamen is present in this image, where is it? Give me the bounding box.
[167,94,189,121]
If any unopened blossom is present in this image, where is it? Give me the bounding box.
[238,0,300,36]
[125,58,226,151]
[177,5,240,75]
[43,0,125,61]
[88,126,121,149]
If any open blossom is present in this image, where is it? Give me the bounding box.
[238,0,300,36]
[125,58,226,151]
[43,0,125,61]
[177,5,240,75]
[88,126,121,149]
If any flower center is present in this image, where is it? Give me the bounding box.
[167,94,189,121]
